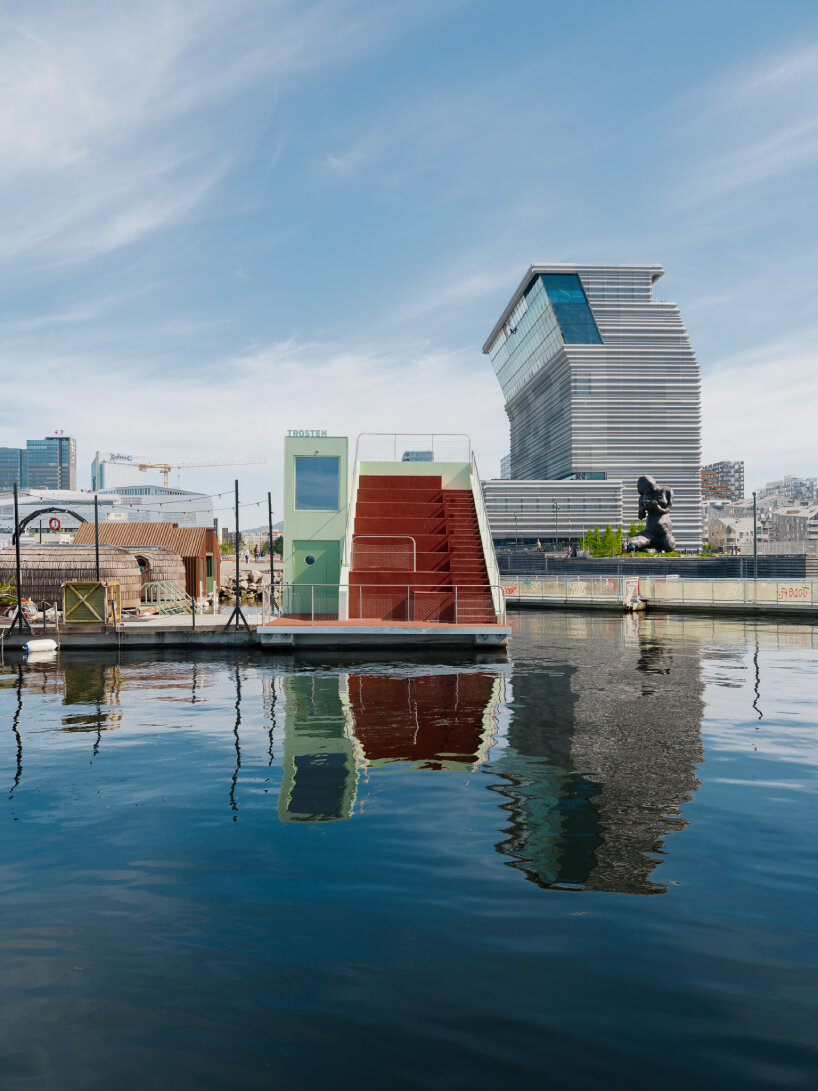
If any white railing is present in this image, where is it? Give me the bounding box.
[354,433,472,465]
[640,577,818,609]
[501,575,818,612]
[502,576,641,608]
[470,452,504,621]
[341,447,362,571]
[261,582,506,626]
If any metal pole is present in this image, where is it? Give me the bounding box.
[235,480,241,628]
[267,491,275,593]
[11,483,30,634]
[39,519,42,545]
[223,478,250,633]
[554,502,557,551]
[94,494,100,581]
[753,490,758,581]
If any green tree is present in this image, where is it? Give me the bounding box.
[602,524,617,556]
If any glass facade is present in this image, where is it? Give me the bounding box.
[295,456,340,511]
[488,274,602,402]
[483,264,703,550]
[0,447,26,490]
[23,436,76,490]
[541,274,602,345]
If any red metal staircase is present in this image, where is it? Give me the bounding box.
[348,475,497,623]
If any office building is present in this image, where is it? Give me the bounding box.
[701,460,744,501]
[0,447,26,490]
[500,453,511,478]
[483,264,702,549]
[91,451,147,490]
[482,478,623,549]
[25,435,76,490]
[0,436,76,490]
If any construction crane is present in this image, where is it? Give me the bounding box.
[138,460,265,487]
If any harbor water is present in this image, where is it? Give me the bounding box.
[1,611,816,1089]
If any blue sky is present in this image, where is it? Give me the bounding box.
[2,0,818,524]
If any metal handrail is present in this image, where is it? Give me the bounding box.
[470,451,504,620]
[261,581,506,626]
[351,535,417,571]
[355,433,472,464]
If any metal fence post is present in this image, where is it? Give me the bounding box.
[455,584,458,624]
[311,584,314,626]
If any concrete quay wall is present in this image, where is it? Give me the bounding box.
[497,551,818,581]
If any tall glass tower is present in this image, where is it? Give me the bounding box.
[483,264,702,549]
[25,436,77,490]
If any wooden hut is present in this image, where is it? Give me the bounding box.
[73,523,219,597]
[120,546,186,588]
[0,546,143,609]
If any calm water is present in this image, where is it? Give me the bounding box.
[1,611,817,1090]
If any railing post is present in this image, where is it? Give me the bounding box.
[455,584,458,624]
[407,584,410,623]
[359,584,362,626]
[311,584,314,626]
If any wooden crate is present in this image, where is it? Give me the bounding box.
[63,581,121,625]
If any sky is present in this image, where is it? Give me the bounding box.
[2,0,818,528]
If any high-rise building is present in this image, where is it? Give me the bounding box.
[24,436,76,490]
[0,436,76,490]
[500,453,511,478]
[0,447,27,490]
[91,451,147,490]
[701,460,744,501]
[483,264,702,549]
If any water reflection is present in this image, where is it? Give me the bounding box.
[2,611,803,894]
[490,613,707,894]
[277,671,504,822]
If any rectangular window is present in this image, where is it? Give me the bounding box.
[295,456,340,511]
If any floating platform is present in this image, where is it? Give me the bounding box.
[256,618,510,649]
[0,613,509,653]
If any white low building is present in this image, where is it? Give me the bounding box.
[483,478,624,549]
[707,516,755,553]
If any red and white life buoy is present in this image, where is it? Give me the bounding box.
[48,517,61,531]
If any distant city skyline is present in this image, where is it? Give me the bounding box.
[1,1,818,511]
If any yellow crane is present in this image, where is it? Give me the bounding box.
[138,460,265,487]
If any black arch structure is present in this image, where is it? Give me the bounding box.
[12,507,88,544]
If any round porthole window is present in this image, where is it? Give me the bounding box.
[305,554,316,566]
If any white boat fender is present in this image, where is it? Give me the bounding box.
[23,638,58,653]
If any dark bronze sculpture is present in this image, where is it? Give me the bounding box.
[628,475,675,552]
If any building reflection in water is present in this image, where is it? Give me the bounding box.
[277,671,506,822]
[490,613,708,895]
[3,611,804,892]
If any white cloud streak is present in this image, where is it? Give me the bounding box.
[677,42,818,206]
[0,332,507,509]
[0,0,456,269]
[702,329,818,490]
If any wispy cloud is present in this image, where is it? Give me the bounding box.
[702,328,818,488]
[0,330,507,503]
[676,42,818,206]
[0,0,457,270]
